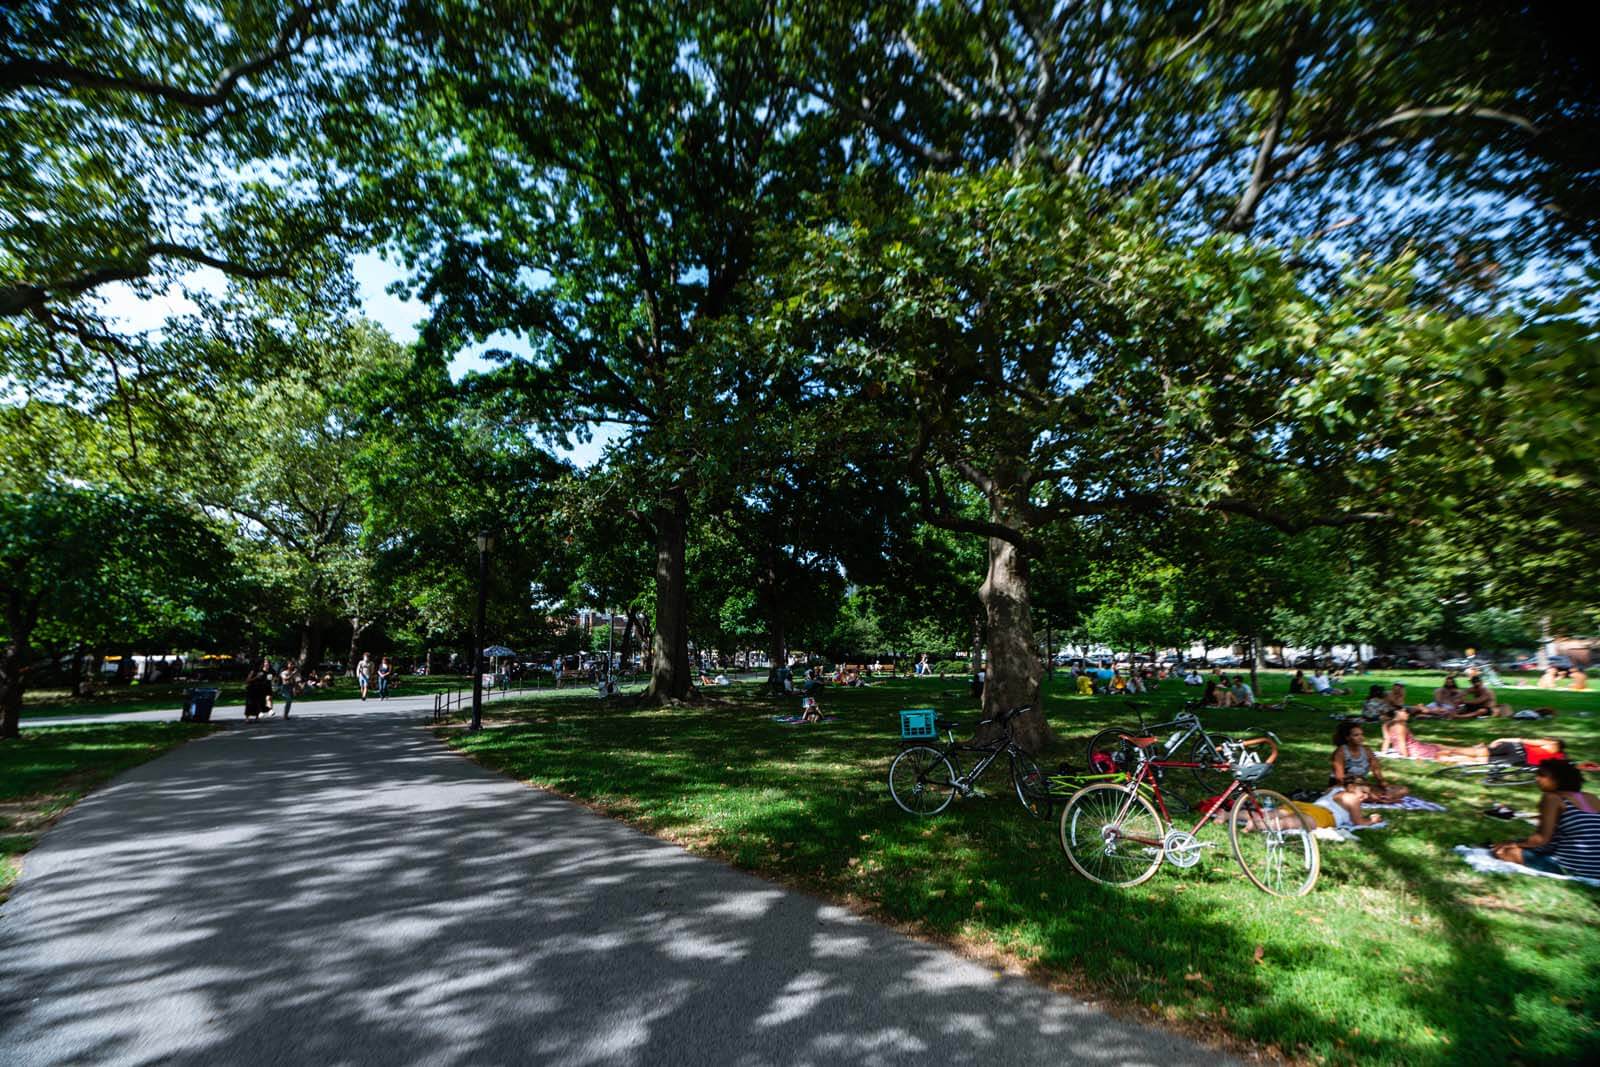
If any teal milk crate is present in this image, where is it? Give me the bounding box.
[900,708,937,740]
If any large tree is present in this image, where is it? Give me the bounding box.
[0,487,231,738]
[781,1,1598,746]
[359,0,834,700]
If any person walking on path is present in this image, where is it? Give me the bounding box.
[553,658,563,689]
[278,662,300,718]
[377,657,392,700]
[243,659,273,721]
[356,653,373,701]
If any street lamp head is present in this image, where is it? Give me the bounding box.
[477,531,495,553]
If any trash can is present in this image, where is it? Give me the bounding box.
[182,687,220,723]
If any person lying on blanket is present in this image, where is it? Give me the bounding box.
[1490,759,1600,879]
[1382,709,1569,766]
[1329,721,1408,807]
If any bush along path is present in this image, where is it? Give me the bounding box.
[442,674,1600,1066]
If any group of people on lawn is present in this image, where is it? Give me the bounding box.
[1072,663,1164,696]
[1304,678,1600,879]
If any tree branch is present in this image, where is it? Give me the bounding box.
[0,4,328,111]
[1225,25,1299,233]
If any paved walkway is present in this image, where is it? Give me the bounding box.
[0,707,1232,1066]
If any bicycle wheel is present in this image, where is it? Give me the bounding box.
[889,746,957,816]
[1187,734,1237,792]
[1011,752,1052,820]
[1060,783,1165,887]
[1435,762,1538,787]
[1085,727,1142,776]
[1228,788,1319,897]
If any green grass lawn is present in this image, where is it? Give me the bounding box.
[440,670,1599,1066]
[0,721,214,899]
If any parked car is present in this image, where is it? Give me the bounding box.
[1208,655,1242,668]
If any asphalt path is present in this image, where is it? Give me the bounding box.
[0,705,1234,1066]
[19,689,475,728]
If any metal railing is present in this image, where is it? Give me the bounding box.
[429,675,555,722]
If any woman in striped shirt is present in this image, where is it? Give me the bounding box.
[1492,759,1600,879]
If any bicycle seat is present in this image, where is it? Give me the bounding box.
[1001,704,1033,721]
[1120,735,1159,748]
[935,717,959,731]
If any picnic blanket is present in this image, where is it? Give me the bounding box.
[771,714,837,724]
[1364,796,1448,813]
[1453,846,1600,887]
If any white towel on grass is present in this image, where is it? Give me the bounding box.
[1364,796,1448,812]
[1453,846,1600,887]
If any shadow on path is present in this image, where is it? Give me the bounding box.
[0,709,1230,1066]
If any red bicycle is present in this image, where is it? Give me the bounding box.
[1059,729,1320,896]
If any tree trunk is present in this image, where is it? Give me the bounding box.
[347,616,380,675]
[2,593,36,739]
[297,615,326,673]
[1248,634,1260,696]
[619,610,636,673]
[979,520,1051,753]
[1,641,26,739]
[71,642,88,697]
[646,488,692,701]
[760,543,787,688]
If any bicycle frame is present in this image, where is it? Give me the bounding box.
[1125,709,1229,764]
[944,735,1015,788]
[1126,754,1237,837]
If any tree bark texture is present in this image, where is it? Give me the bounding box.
[646,489,692,701]
[979,520,1051,753]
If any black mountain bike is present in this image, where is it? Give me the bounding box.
[889,705,1051,819]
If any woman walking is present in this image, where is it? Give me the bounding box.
[244,659,273,721]
[377,657,392,700]
[356,653,373,701]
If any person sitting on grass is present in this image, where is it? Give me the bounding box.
[1423,676,1463,715]
[1360,684,1390,721]
[1289,669,1310,694]
[1182,666,1204,686]
[1230,674,1256,707]
[1201,679,1234,708]
[1490,759,1600,879]
[1453,676,1508,718]
[1310,670,1348,695]
[1384,682,1424,717]
[1075,669,1094,696]
[1329,720,1407,805]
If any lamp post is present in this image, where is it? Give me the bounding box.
[470,530,494,732]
